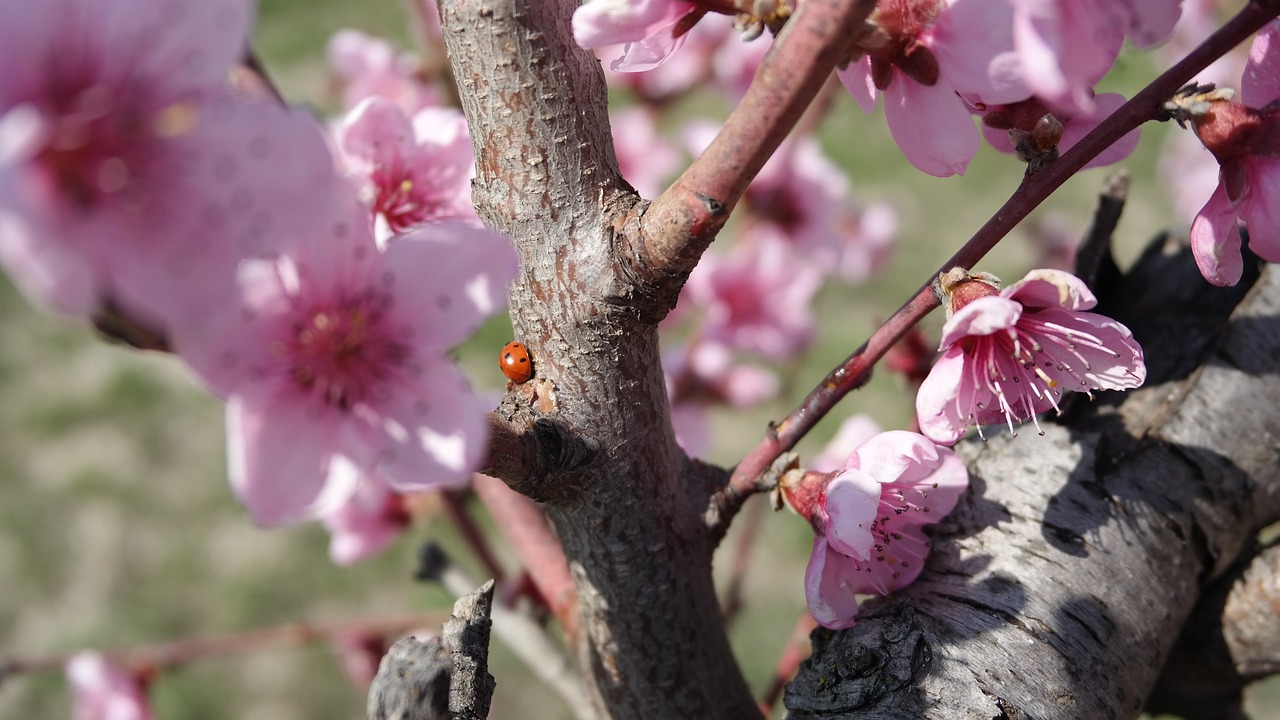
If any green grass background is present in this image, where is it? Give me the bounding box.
[1,1,1277,719]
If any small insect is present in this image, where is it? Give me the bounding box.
[500,341,533,383]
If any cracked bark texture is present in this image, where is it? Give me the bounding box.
[785,237,1280,719]
[437,1,757,718]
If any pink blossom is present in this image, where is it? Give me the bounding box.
[611,107,681,199]
[1012,0,1179,114]
[0,0,339,329]
[175,195,517,526]
[788,431,969,629]
[66,652,153,720]
[327,29,439,113]
[747,137,897,281]
[602,17,732,100]
[916,268,1145,446]
[838,0,1027,177]
[322,471,411,565]
[664,341,778,457]
[1184,21,1280,286]
[682,230,821,361]
[573,0,698,72]
[338,97,476,238]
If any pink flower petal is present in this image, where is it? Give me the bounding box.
[228,393,363,526]
[367,364,487,493]
[823,468,882,560]
[382,222,518,352]
[915,346,972,446]
[1239,157,1280,263]
[66,651,154,720]
[837,56,879,114]
[884,75,980,177]
[939,295,1022,348]
[1019,307,1146,391]
[1244,21,1280,107]
[932,0,1028,105]
[1002,268,1097,311]
[804,537,863,630]
[1191,179,1245,286]
[1060,93,1141,169]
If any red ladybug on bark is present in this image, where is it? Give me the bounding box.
[500,341,533,384]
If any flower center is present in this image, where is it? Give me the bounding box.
[285,291,411,410]
[33,72,164,213]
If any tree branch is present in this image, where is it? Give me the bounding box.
[723,0,1280,524]
[785,236,1280,717]
[624,0,876,308]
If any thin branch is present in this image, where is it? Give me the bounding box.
[1,612,448,679]
[440,489,508,585]
[720,495,769,623]
[472,473,580,643]
[624,0,877,300]
[416,542,596,720]
[722,0,1280,513]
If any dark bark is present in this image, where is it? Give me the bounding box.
[785,236,1280,719]
[367,580,496,720]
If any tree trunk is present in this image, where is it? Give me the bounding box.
[437,1,759,717]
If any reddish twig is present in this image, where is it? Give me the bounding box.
[472,474,580,643]
[440,489,508,585]
[720,495,769,623]
[1,612,447,678]
[720,0,1280,513]
[760,611,819,713]
[627,0,877,296]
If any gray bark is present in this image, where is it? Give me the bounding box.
[785,237,1280,719]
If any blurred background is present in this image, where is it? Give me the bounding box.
[1,0,1276,718]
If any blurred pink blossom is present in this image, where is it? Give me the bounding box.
[66,652,153,720]
[323,471,411,565]
[327,29,439,113]
[1186,21,1280,286]
[787,430,969,629]
[338,97,476,238]
[0,0,338,328]
[176,196,517,526]
[611,107,681,199]
[664,341,779,457]
[602,18,732,99]
[683,230,821,361]
[916,269,1145,445]
[573,0,698,72]
[809,414,883,474]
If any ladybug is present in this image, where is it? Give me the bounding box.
[500,341,533,384]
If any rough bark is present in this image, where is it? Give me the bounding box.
[785,237,1280,719]
[366,581,496,720]
[437,1,756,717]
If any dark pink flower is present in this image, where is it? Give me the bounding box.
[66,652,153,720]
[573,0,698,72]
[175,196,517,526]
[682,230,821,361]
[1185,21,1280,286]
[0,0,339,328]
[916,268,1145,445]
[786,431,969,629]
[338,97,476,237]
